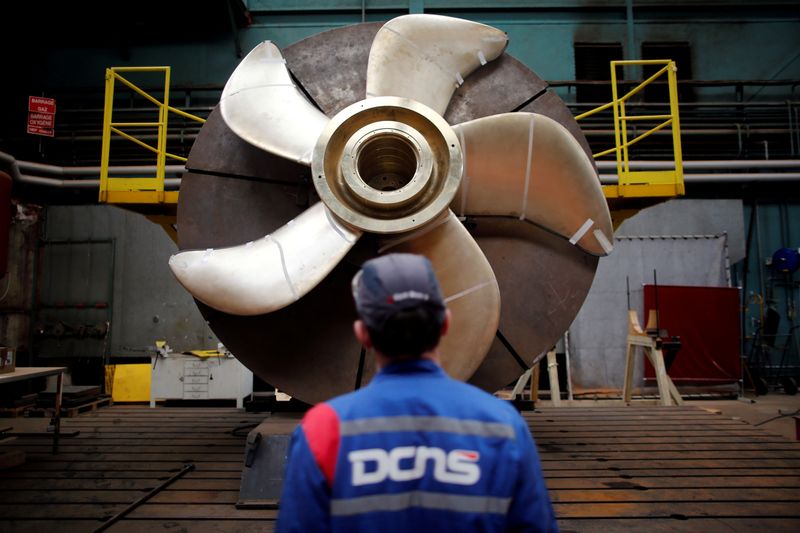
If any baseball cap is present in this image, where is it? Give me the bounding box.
[352,253,447,332]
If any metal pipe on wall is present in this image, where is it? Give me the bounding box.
[1,150,182,189]
[5,150,800,188]
[13,175,182,189]
[16,160,185,176]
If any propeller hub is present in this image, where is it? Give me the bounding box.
[312,96,462,234]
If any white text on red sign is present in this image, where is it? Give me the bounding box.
[28,113,55,128]
[28,96,56,114]
[27,125,55,137]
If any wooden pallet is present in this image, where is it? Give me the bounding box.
[61,396,113,418]
[0,405,797,532]
[0,405,34,418]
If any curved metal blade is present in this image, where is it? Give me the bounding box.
[380,210,500,380]
[366,14,507,116]
[169,202,361,316]
[220,41,329,165]
[453,112,613,256]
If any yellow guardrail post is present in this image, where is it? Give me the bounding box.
[576,59,684,201]
[610,60,624,182]
[99,66,205,206]
[99,69,115,203]
[667,61,685,195]
[157,67,170,203]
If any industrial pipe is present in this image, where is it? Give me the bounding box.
[16,159,185,176]
[3,150,800,189]
[0,150,182,189]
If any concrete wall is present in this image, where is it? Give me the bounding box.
[0,203,42,365]
[39,205,217,359]
[569,198,745,391]
[10,1,800,101]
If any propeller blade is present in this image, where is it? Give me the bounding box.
[453,112,614,256]
[220,41,329,165]
[169,203,361,316]
[366,14,507,116]
[380,210,500,380]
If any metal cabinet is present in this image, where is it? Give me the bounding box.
[150,355,253,408]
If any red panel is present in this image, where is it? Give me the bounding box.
[643,285,741,383]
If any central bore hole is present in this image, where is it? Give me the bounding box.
[356,134,417,192]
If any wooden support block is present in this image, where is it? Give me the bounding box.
[624,310,683,406]
[643,347,670,406]
[510,368,533,400]
[623,342,637,404]
[547,350,561,407]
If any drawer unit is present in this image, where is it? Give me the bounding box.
[150,354,253,408]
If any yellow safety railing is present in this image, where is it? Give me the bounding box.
[576,60,684,199]
[99,67,205,205]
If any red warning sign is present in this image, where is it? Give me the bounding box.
[28,96,56,114]
[27,96,56,137]
[28,113,54,129]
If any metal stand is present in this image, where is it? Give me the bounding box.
[237,417,300,508]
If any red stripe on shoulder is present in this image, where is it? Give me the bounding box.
[301,402,340,487]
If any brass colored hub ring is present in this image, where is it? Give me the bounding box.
[312,96,462,234]
[341,121,433,208]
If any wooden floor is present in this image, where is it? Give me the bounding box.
[0,405,799,532]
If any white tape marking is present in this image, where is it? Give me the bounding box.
[569,219,595,245]
[520,116,535,220]
[593,228,614,254]
[445,280,494,303]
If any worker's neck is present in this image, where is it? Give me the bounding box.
[375,349,440,370]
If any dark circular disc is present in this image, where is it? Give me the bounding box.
[467,218,598,391]
[177,21,600,403]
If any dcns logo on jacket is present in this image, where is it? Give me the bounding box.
[348,446,481,486]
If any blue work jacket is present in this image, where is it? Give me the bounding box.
[276,358,558,532]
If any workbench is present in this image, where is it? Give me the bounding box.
[0,367,66,454]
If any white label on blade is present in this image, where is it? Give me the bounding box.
[569,219,595,245]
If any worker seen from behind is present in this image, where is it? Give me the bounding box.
[277,253,557,532]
